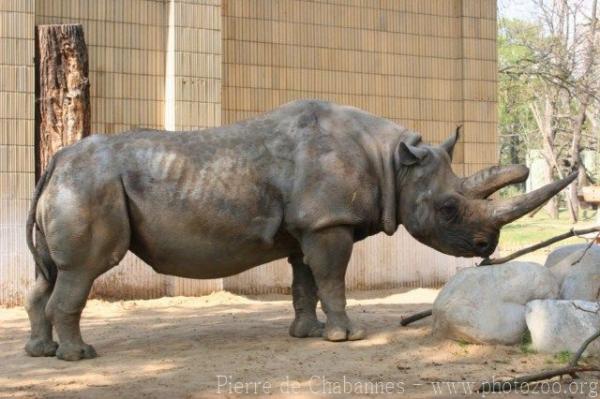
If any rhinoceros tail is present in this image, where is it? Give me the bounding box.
[26,155,58,283]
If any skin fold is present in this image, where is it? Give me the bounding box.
[24,100,575,360]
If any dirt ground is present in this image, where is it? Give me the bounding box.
[1,289,598,399]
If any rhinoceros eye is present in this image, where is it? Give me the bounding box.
[439,201,458,221]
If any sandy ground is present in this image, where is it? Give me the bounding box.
[1,289,599,399]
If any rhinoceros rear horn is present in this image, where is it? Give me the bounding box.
[488,171,578,226]
[462,164,530,199]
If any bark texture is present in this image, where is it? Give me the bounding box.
[35,24,90,179]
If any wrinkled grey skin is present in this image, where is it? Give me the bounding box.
[25,100,575,360]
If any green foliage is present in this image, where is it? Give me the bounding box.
[519,329,536,354]
[497,18,542,168]
[498,184,523,199]
[554,351,572,364]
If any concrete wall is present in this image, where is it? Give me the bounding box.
[0,0,496,306]
[220,0,495,293]
[0,0,36,306]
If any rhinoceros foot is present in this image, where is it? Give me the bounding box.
[289,316,324,338]
[324,312,366,342]
[25,338,58,357]
[56,343,97,361]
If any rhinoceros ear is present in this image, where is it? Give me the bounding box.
[441,125,461,160]
[395,142,428,166]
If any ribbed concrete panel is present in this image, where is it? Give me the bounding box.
[1,0,497,305]
[0,2,35,307]
[222,228,477,295]
[161,0,224,296]
[347,228,476,290]
[90,253,169,300]
[166,0,222,131]
[168,274,223,297]
[224,261,292,295]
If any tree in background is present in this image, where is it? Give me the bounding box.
[498,18,538,168]
[498,0,599,221]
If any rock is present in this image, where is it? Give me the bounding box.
[545,244,600,300]
[432,262,559,345]
[526,299,600,355]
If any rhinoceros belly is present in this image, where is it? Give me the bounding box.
[129,227,297,279]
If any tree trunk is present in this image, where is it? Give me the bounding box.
[567,0,598,222]
[35,24,90,180]
[568,99,589,222]
[540,97,559,219]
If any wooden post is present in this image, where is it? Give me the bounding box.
[35,24,90,180]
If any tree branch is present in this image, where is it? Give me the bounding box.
[478,226,600,266]
[477,366,600,393]
[478,329,600,393]
[400,309,432,326]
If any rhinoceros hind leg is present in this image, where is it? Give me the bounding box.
[39,179,130,360]
[300,226,366,342]
[25,277,58,356]
[46,271,98,361]
[25,230,58,357]
[25,276,58,357]
[25,337,59,357]
[288,254,324,338]
[25,282,58,357]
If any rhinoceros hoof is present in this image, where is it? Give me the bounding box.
[25,338,58,357]
[56,343,97,361]
[289,317,324,338]
[324,323,366,342]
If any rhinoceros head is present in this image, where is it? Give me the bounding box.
[394,127,576,257]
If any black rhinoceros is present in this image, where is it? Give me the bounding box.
[25,100,575,360]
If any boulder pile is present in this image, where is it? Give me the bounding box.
[432,245,600,354]
[544,243,600,301]
[526,299,600,356]
[432,262,558,345]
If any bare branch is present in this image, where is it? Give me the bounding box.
[478,329,600,393]
[400,309,432,326]
[477,366,600,393]
[479,226,600,266]
[570,231,600,265]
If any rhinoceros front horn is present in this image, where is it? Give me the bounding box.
[462,165,530,199]
[488,171,578,226]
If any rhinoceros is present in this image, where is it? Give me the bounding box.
[25,100,575,360]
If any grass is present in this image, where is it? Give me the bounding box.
[519,330,536,354]
[497,208,598,260]
[453,339,470,355]
[554,351,572,364]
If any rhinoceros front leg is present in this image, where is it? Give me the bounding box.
[300,226,366,341]
[288,254,324,338]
